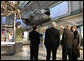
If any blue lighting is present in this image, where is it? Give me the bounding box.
[16,19,26,27]
[50,1,68,18]
[2,17,6,24]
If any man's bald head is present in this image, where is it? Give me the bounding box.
[51,21,57,27]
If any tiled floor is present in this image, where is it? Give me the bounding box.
[1,44,83,60]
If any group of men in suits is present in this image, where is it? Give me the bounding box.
[29,21,81,60]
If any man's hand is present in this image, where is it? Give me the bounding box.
[60,45,63,48]
[60,25,64,29]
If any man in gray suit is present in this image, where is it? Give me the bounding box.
[61,26,74,60]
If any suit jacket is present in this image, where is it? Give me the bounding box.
[73,30,81,46]
[44,27,60,49]
[61,29,74,48]
[72,30,81,57]
[29,30,42,46]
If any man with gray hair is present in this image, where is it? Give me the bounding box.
[44,21,60,60]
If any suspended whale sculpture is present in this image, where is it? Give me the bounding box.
[21,9,51,26]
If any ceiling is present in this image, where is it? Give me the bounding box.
[23,1,60,11]
[1,1,30,19]
[18,1,30,10]
[1,1,60,17]
[5,1,30,11]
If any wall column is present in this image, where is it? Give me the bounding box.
[13,13,16,42]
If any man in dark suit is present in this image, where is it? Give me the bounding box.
[72,26,81,60]
[29,26,42,60]
[44,22,60,60]
[61,26,74,60]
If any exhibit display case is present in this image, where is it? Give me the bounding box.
[1,42,15,55]
[1,13,22,55]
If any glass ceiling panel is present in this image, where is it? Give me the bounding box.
[19,1,29,7]
[11,1,29,9]
[12,1,18,4]
[23,1,29,6]
[19,1,24,5]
